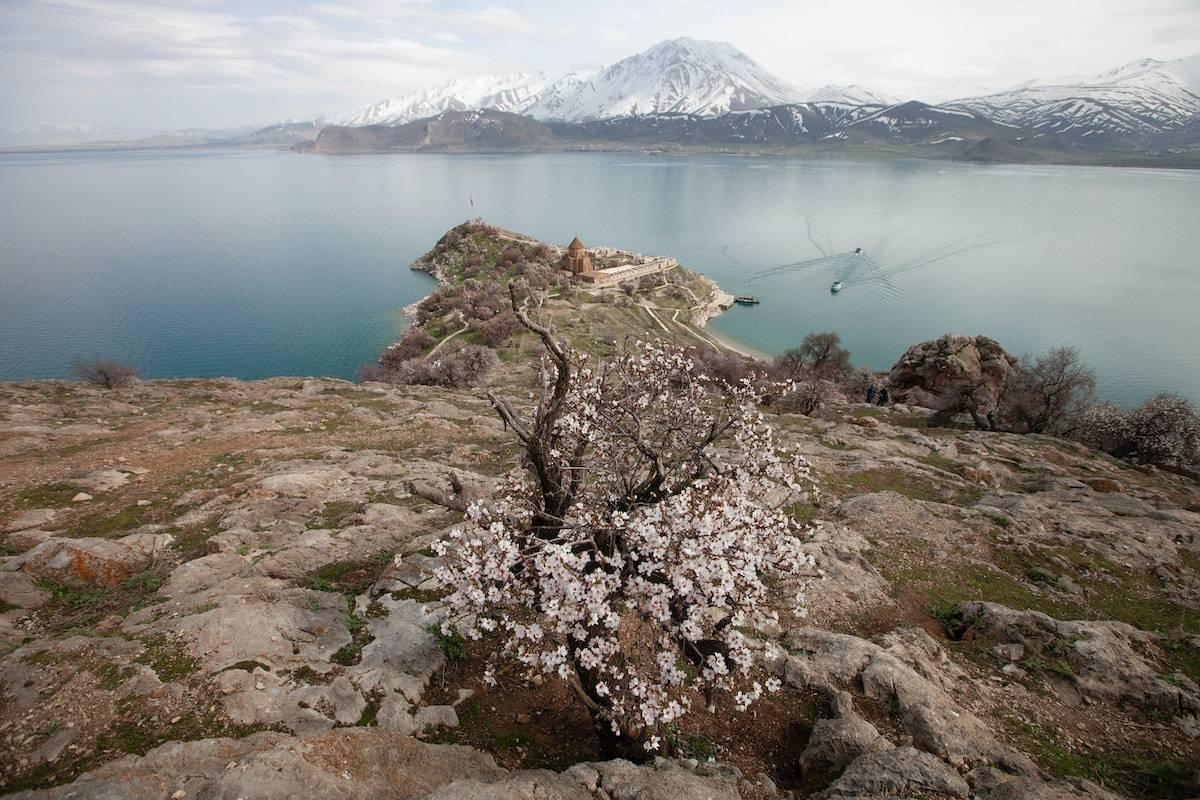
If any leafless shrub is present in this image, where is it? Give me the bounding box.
[500,246,523,266]
[379,328,436,368]
[470,311,523,346]
[688,347,760,386]
[390,342,499,389]
[775,332,851,381]
[1004,346,1096,434]
[72,358,139,390]
[775,379,836,416]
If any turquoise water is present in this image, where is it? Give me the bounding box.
[1,149,1197,405]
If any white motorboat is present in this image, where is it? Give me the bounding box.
[831,281,844,292]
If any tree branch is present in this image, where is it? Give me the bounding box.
[407,471,475,513]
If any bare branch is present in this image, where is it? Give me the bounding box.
[406,471,475,513]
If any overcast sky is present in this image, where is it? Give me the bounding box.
[2,0,1199,129]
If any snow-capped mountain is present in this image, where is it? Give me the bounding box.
[340,38,819,126]
[527,37,804,120]
[947,53,1200,144]
[338,72,577,127]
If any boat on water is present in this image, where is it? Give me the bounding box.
[831,281,844,293]
[733,295,760,305]
[854,247,862,255]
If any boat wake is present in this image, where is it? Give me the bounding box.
[739,224,1033,308]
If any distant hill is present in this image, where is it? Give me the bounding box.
[302,101,1200,167]
[307,110,554,153]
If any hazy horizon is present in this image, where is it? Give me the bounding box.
[2,0,1199,130]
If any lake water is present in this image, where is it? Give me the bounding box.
[1,149,1198,406]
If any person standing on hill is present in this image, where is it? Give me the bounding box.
[866,384,876,404]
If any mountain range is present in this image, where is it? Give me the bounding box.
[5,38,1199,166]
[338,38,898,126]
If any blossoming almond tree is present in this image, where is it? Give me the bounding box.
[425,285,820,757]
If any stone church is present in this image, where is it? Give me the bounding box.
[560,237,594,277]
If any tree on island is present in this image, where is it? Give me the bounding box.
[414,285,820,758]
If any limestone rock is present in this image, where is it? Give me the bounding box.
[3,508,58,533]
[0,571,51,609]
[799,695,892,787]
[8,729,742,800]
[781,627,1036,775]
[958,601,1200,715]
[816,746,970,798]
[259,468,352,497]
[888,334,1019,418]
[10,533,174,588]
[71,469,131,492]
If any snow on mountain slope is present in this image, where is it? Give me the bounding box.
[338,72,577,126]
[341,38,817,126]
[528,37,805,120]
[803,85,898,106]
[947,53,1200,143]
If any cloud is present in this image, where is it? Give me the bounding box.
[1,0,1198,129]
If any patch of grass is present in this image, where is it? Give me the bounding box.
[135,636,198,681]
[665,725,717,761]
[366,488,409,505]
[183,600,219,616]
[832,467,982,507]
[93,660,135,690]
[121,571,162,594]
[1025,567,1056,585]
[428,623,466,664]
[994,542,1199,635]
[33,576,106,610]
[21,648,72,666]
[357,691,383,726]
[168,520,222,561]
[1004,718,1197,799]
[306,552,392,596]
[305,500,364,530]
[1162,638,1200,684]
[915,452,961,474]
[11,482,78,509]
[784,502,821,525]
[288,665,333,685]
[882,548,1084,625]
[73,505,153,539]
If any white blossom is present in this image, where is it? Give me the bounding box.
[431,337,822,746]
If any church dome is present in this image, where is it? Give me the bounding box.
[568,237,586,252]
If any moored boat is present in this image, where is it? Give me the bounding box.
[734,295,760,305]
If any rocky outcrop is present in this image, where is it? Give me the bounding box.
[8,532,174,587]
[778,626,1037,775]
[888,334,1019,421]
[1,374,1196,799]
[958,601,1200,717]
[815,746,970,798]
[10,729,740,800]
[798,692,892,786]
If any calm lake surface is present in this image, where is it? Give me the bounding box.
[1,149,1197,405]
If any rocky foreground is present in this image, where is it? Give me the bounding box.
[0,373,1197,798]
